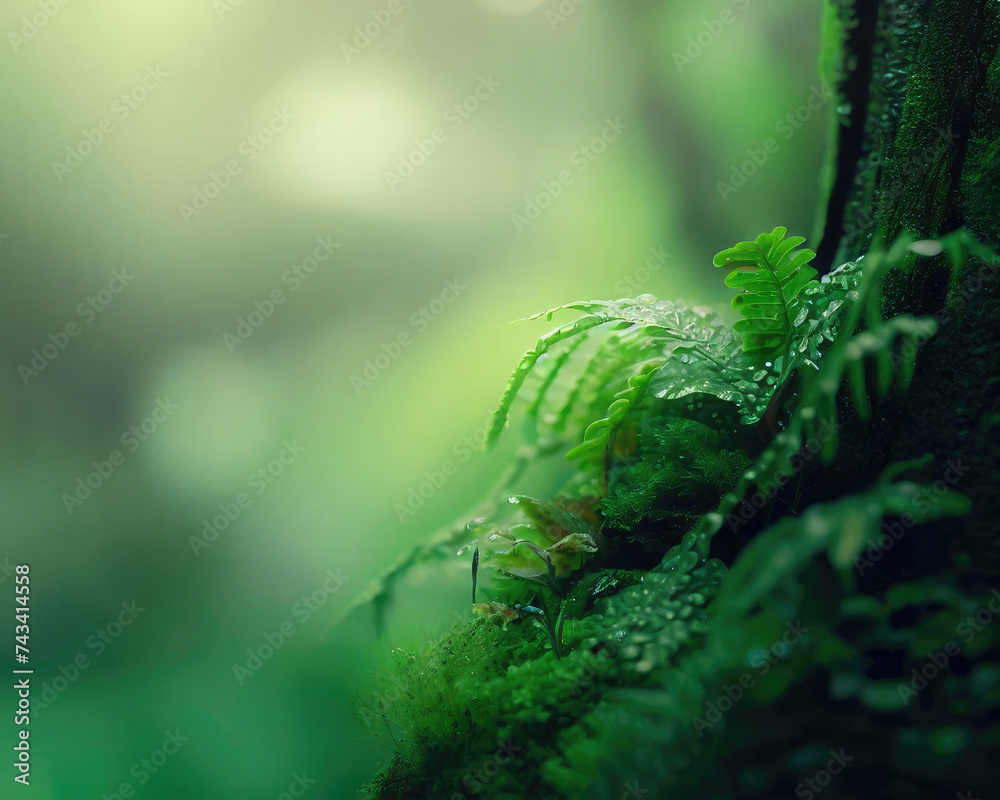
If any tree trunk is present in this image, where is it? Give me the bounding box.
[817,0,999,305]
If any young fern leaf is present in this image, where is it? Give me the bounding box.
[713,226,819,358]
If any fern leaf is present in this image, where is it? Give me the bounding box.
[713,226,819,358]
[710,468,969,627]
[522,335,587,446]
[484,315,622,452]
[565,359,666,461]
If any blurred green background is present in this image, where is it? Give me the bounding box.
[0,1,825,796]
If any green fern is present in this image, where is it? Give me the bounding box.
[691,312,938,558]
[713,225,819,359]
[689,229,998,556]
[483,313,617,452]
[485,298,766,464]
[565,358,666,461]
[521,335,587,446]
[484,237,864,468]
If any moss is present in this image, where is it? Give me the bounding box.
[360,618,548,798]
[600,415,751,545]
[362,544,727,798]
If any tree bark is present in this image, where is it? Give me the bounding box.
[817,0,1000,279]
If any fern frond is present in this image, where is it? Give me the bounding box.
[710,467,969,631]
[487,297,772,458]
[522,335,587,446]
[713,226,819,358]
[484,315,622,452]
[565,359,666,461]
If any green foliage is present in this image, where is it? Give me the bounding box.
[690,310,940,557]
[483,228,865,478]
[345,230,996,632]
[484,312,618,454]
[363,470,974,798]
[543,473,972,798]
[360,227,1000,799]
[482,297,757,459]
[687,231,997,556]
[362,536,727,799]
[713,225,819,358]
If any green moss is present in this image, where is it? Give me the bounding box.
[364,540,726,798]
[600,415,750,536]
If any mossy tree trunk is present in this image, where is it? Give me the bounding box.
[814,0,1000,578]
[817,0,999,290]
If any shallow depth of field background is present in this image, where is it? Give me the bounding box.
[0,1,825,796]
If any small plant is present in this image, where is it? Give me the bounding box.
[465,496,599,658]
